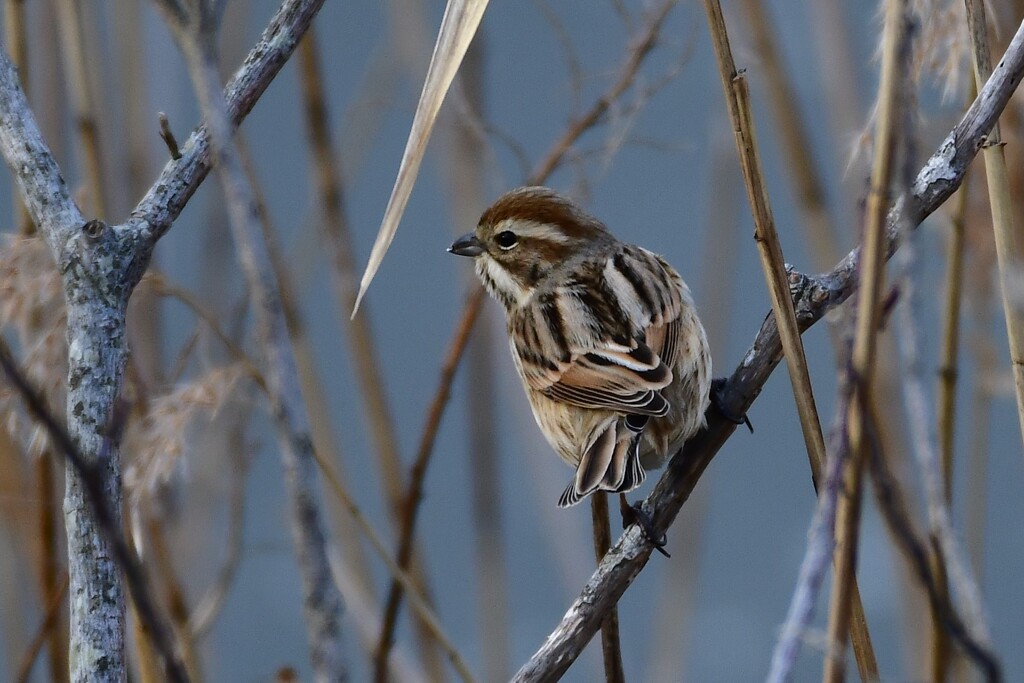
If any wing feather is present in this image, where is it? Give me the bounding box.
[511,245,684,416]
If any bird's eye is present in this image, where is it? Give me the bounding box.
[496,231,518,250]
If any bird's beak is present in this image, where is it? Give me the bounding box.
[448,232,484,257]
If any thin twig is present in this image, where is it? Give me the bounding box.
[159,113,182,160]
[529,0,678,182]
[0,338,190,683]
[510,19,1024,679]
[892,152,995,670]
[591,493,625,683]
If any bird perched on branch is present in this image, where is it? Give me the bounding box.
[449,187,714,518]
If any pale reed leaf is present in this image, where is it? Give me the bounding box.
[352,0,490,316]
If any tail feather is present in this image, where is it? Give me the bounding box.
[557,418,647,507]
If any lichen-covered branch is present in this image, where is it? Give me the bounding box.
[511,17,1024,681]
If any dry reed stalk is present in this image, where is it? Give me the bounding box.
[767,327,855,683]
[297,32,406,525]
[824,1,907,680]
[239,130,380,611]
[938,183,970,503]
[702,1,879,676]
[591,492,625,683]
[54,0,107,218]
[963,266,996,583]
[963,0,1024,448]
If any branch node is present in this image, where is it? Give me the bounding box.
[82,219,106,239]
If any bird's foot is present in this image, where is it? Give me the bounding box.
[711,378,753,433]
[619,493,670,558]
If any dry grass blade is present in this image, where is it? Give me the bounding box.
[354,0,490,314]
[701,0,877,676]
[963,0,1024,449]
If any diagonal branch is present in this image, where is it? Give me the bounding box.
[511,17,1024,681]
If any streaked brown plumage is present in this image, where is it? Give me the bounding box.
[449,186,711,507]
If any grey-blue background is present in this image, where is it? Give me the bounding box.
[2,0,1022,681]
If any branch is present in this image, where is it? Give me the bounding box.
[511,17,1024,681]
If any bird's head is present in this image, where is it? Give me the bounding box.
[448,186,611,309]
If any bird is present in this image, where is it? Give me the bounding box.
[448,186,713,511]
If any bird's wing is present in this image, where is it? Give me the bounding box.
[510,246,683,416]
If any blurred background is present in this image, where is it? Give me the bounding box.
[0,0,1022,681]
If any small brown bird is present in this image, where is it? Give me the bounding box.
[449,186,712,508]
